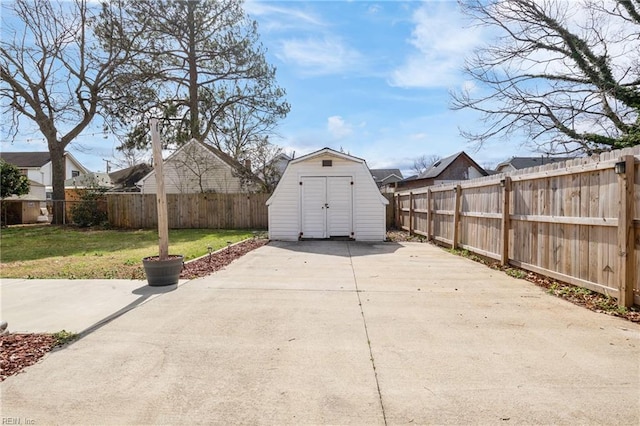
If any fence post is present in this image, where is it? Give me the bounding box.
[409,192,414,235]
[426,188,432,241]
[616,155,635,307]
[394,194,399,229]
[501,177,512,266]
[452,185,461,249]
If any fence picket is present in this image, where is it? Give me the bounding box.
[394,146,640,306]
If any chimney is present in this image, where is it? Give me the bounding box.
[244,159,251,170]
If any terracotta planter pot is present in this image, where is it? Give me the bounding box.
[142,255,184,286]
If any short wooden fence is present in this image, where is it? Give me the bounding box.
[107,193,270,229]
[395,147,640,307]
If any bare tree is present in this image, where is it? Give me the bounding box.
[0,0,147,223]
[412,154,442,175]
[210,101,282,160]
[452,0,640,154]
[244,137,283,193]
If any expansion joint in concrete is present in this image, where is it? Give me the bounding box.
[346,242,388,426]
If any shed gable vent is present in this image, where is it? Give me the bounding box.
[322,160,332,167]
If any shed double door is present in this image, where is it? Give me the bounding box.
[301,176,352,239]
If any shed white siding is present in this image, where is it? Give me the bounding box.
[267,149,388,241]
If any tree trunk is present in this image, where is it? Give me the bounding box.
[49,141,67,225]
[188,3,200,141]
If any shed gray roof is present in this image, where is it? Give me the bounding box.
[0,152,51,167]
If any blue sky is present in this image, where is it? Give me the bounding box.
[2,0,540,176]
[243,0,542,175]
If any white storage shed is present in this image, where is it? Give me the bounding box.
[266,148,389,241]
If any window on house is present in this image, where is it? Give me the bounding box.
[71,170,80,177]
[322,160,332,167]
[46,192,53,200]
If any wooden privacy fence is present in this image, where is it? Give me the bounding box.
[107,193,269,229]
[395,146,640,307]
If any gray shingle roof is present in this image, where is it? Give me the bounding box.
[417,152,462,179]
[498,156,573,170]
[0,152,51,167]
[370,168,403,182]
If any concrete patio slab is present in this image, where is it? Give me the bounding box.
[0,278,188,333]
[1,241,639,425]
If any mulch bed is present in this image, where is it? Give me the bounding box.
[0,238,269,382]
[1,333,56,382]
[180,238,268,279]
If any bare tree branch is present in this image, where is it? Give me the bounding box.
[453,0,640,153]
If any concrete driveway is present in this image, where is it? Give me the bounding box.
[1,241,639,425]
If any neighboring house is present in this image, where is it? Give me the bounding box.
[271,152,291,177]
[137,139,262,194]
[370,168,404,193]
[396,151,487,191]
[64,172,113,189]
[0,151,90,199]
[266,147,389,241]
[108,164,153,192]
[256,152,291,193]
[495,156,573,173]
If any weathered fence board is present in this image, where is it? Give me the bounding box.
[395,146,640,307]
[107,193,270,229]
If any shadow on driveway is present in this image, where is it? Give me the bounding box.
[268,240,403,257]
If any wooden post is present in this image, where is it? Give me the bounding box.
[150,118,169,260]
[409,192,414,235]
[392,194,396,228]
[452,185,461,249]
[426,188,432,241]
[616,155,635,307]
[395,194,400,229]
[501,177,512,266]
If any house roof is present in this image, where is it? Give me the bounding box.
[496,156,573,170]
[417,151,486,180]
[0,151,90,174]
[0,152,52,167]
[109,164,152,188]
[370,168,403,183]
[400,174,419,182]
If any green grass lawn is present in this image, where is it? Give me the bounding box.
[0,226,259,279]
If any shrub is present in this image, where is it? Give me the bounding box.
[70,189,108,227]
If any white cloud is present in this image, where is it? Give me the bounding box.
[278,37,362,76]
[389,3,484,89]
[244,0,325,31]
[327,116,353,139]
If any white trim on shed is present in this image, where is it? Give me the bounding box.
[266,148,388,241]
